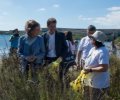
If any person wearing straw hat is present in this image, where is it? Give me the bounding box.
[83,31,110,100]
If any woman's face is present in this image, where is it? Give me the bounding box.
[31,26,41,37]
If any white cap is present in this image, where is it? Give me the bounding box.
[91,31,106,43]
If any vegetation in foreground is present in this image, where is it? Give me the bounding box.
[0,55,120,100]
[115,37,120,48]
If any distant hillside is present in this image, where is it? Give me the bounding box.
[0,28,120,34]
[0,28,120,41]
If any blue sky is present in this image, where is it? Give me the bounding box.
[0,0,120,30]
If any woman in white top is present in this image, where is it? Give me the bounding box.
[83,31,110,100]
[64,31,76,55]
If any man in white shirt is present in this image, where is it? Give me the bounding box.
[76,25,96,69]
[47,32,56,57]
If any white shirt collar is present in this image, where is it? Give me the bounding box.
[47,31,55,36]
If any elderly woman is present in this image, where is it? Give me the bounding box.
[19,20,45,82]
[83,31,110,100]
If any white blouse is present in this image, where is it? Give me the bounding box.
[66,40,76,55]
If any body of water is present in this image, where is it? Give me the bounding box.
[0,34,119,57]
[0,34,11,56]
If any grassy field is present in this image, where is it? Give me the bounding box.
[0,55,120,100]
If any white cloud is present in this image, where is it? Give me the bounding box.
[37,8,46,12]
[78,15,93,21]
[78,6,120,28]
[94,8,120,28]
[107,7,120,11]
[53,4,60,8]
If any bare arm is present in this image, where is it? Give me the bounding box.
[84,64,109,74]
[91,64,108,72]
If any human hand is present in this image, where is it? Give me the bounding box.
[83,68,92,74]
[25,56,36,62]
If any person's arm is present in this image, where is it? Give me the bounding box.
[91,64,108,72]
[84,64,108,74]
[84,51,109,73]
[76,39,84,66]
[36,37,46,59]
[18,36,25,59]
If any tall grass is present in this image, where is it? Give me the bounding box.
[0,54,120,100]
[109,55,120,99]
[0,55,82,100]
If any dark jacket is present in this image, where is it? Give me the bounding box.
[42,31,68,58]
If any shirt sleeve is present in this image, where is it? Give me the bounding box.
[18,36,25,58]
[36,37,46,59]
[77,38,84,52]
[98,51,109,65]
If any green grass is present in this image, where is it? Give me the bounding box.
[0,55,120,100]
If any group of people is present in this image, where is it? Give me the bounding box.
[9,18,110,100]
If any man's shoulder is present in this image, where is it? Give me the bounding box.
[82,36,89,40]
[56,31,64,34]
[81,36,90,42]
[41,32,48,38]
[80,36,86,42]
[56,31,65,37]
